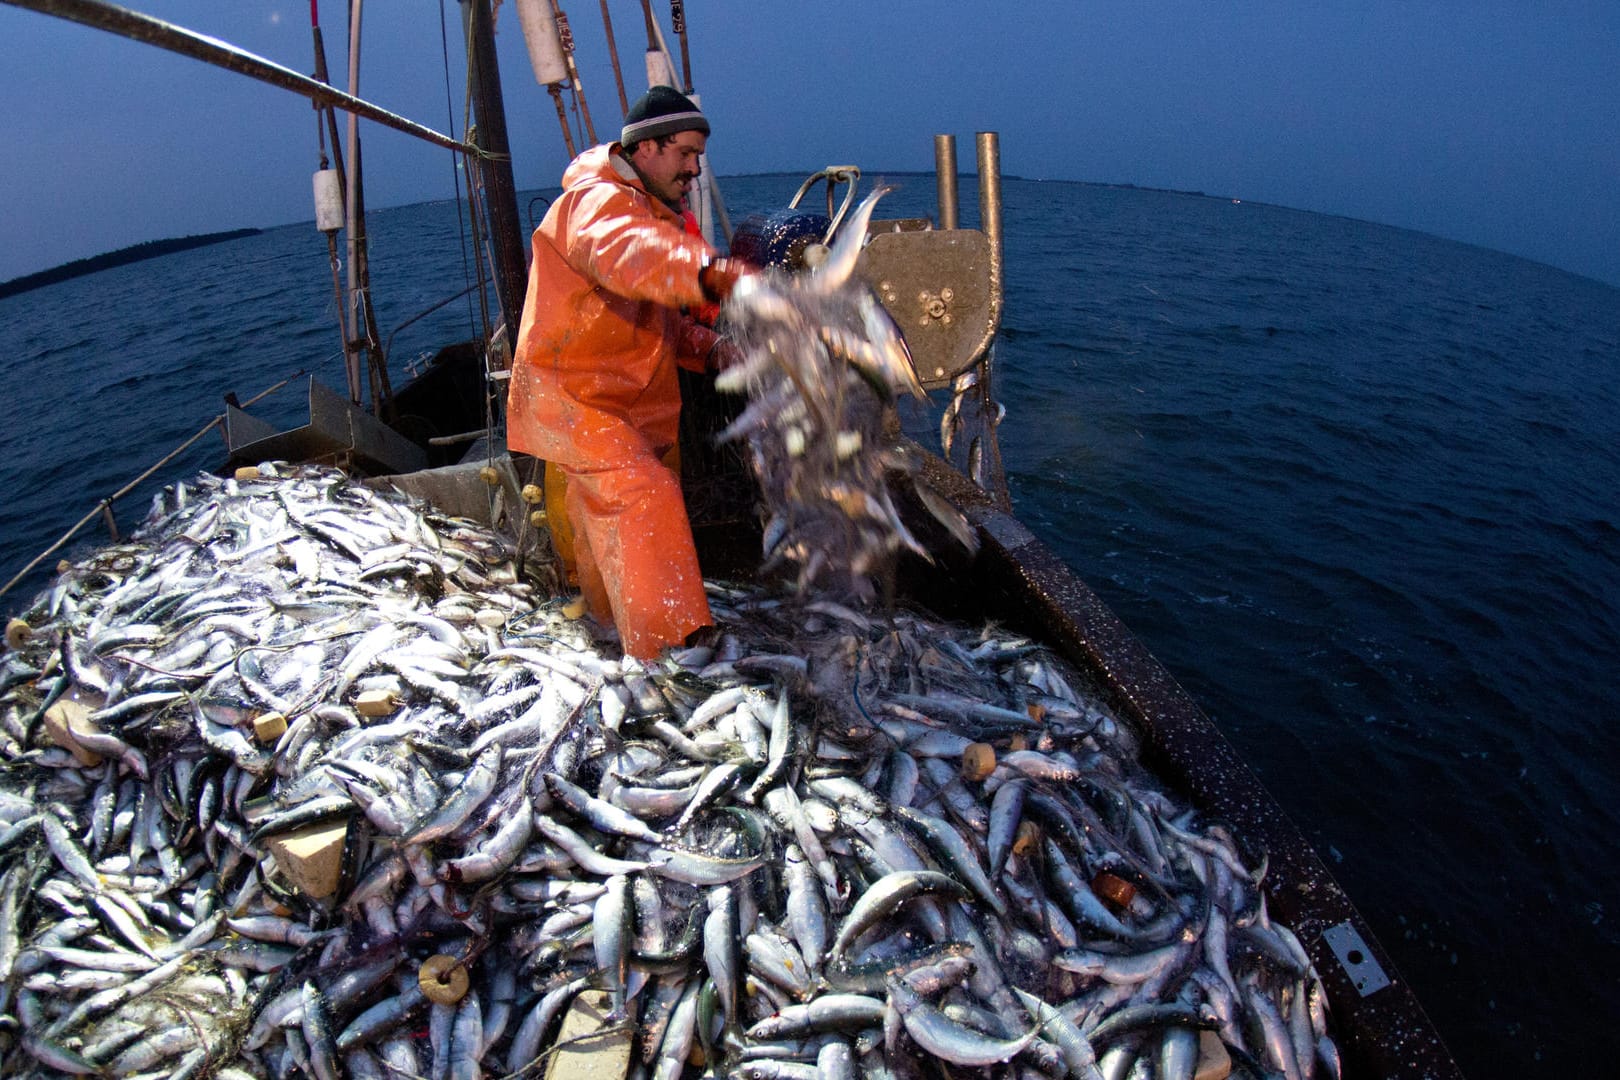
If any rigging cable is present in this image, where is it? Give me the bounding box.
[439,0,479,339]
[0,373,308,603]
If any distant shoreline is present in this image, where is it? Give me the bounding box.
[0,228,262,300]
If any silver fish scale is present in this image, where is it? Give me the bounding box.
[0,463,1335,1080]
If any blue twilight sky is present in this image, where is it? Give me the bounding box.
[1,1,1616,287]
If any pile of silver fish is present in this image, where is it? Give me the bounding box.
[0,464,1337,1079]
[718,187,977,602]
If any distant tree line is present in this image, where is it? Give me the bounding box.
[0,229,263,299]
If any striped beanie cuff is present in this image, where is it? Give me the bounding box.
[621,85,710,144]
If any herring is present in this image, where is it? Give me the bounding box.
[0,463,1340,1080]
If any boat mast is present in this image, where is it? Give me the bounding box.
[309,7,354,399]
[461,0,528,342]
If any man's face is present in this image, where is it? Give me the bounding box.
[630,130,707,206]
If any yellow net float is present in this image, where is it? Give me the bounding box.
[418,954,470,1005]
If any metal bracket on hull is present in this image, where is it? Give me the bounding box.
[1324,921,1393,996]
[856,228,995,391]
[224,376,427,475]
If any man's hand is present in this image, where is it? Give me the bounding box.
[699,257,753,304]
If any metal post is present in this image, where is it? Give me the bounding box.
[974,131,1008,510]
[310,14,356,389]
[976,131,1003,320]
[548,83,578,157]
[934,134,958,230]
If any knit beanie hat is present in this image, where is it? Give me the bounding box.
[621,85,710,145]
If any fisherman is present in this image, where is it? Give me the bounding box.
[507,85,753,661]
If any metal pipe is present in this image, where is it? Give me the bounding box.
[974,131,1008,510]
[309,11,357,388]
[934,134,958,230]
[309,19,347,201]
[383,279,490,358]
[977,131,1003,333]
[5,0,475,154]
[638,0,657,45]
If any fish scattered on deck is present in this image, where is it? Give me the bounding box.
[0,464,1337,1080]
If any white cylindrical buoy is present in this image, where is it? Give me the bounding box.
[312,169,344,233]
[515,0,569,85]
[644,48,676,89]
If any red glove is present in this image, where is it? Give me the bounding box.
[699,257,753,304]
[707,340,744,374]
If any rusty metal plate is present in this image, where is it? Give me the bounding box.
[225,377,427,475]
[856,229,994,390]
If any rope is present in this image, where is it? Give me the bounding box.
[0,372,306,603]
[439,0,478,340]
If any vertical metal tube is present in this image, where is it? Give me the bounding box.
[310,18,355,388]
[934,134,958,230]
[976,131,1002,279]
[975,131,1009,510]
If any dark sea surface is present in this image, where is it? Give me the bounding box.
[1,176,1617,1077]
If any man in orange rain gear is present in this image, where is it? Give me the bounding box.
[507,86,751,660]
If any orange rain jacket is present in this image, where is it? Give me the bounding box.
[507,145,722,659]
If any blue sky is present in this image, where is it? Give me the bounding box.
[2,1,1616,286]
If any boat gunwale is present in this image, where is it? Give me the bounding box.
[904,447,1466,1080]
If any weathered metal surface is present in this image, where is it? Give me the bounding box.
[225,377,427,475]
[857,228,995,389]
[372,454,522,529]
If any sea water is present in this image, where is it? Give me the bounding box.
[1,175,1616,1076]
